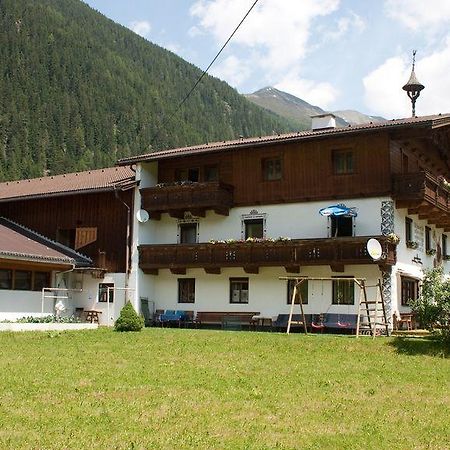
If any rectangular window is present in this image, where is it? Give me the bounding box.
[33,272,50,291]
[175,168,199,182]
[0,269,12,290]
[178,278,195,303]
[244,219,264,239]
[425,226,431,252]
[204,165,219,182]
[98,283,114,303]
[401,277,419,306]
[333,150,353,174]
[230,278,249,304]
[14,270,32,291]
[332,279,354,305]
[405,217,413,243]
[175,168,188,182]
[287,280,308,304]
[330,216,353,237]
[262,158,282,181]
[179,222,198,244]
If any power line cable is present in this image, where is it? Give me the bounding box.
[150,0,260,148]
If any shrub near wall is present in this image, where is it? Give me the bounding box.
[114,302,144,332]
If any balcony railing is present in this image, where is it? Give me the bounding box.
[140,181,234,219]
[393,172,450,212]
[139,236,396,274]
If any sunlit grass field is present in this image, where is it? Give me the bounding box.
[0,328,449,449]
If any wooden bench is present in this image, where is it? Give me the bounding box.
[195,311,260,328]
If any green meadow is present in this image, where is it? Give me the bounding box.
[0,328,448,449]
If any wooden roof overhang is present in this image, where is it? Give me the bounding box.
[118,114,450,166]
[138,236,396,275]
[390,123,450,177]
[393,171,450,230]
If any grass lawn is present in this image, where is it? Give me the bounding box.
[0,328,449,449]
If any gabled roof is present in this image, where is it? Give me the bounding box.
[117,114,450,165]
[0,218,92,267]
[0,166,135,202]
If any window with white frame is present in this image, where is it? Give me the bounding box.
[241,212,266,240]
[230,278,249,304]
[177,220,199,244]
[329,216,354,237]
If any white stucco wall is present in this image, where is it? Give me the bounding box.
[138,197,390,245]
[391,207,449,313]
[0,290,54,321]
[151,265,381,317]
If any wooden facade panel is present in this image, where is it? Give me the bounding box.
[0,191,132,273]
[157,132,392,206]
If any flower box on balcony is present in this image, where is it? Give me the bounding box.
[406,241,418,249]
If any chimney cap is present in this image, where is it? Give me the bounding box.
[311,113,337,131]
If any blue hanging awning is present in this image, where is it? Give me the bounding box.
[319,204,358,217]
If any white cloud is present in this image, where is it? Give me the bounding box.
[363,38,450,118]
[188,26,203,38]
[323,11,365,41]
[276,74,339,109]
[384,0,450,30]
[191,0,339,72]
[129,20,151,38]
[210,55,252,87]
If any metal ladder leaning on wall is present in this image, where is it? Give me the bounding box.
[356,279,390,338]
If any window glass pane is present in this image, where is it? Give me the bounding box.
[0,269,12,290]
[15,270,32,291]
[332,279,354,305]
[287,280,308,304]
[425,227,431,251]
[245,219,263,239]
[331,216,353,237]
[401,278,418,306]
[204,166,218,181]
[175,169,188,181]
[98,283,114,303]
[333,150,353,174]
[178,279,195,303]
[230,278,249,304]
[263,158,282,181]
[33,272,50,291]
[179,223,197,244]
[405,218,412,242]
[188,168,199,182]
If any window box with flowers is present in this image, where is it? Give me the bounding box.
[443,255,450,261]
[386,233,400,245]
[406,241,418,249]
[426,249,436,256]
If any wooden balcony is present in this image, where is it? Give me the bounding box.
[139,236,396,275]
[393,172,450,230]
[140,181,233,219]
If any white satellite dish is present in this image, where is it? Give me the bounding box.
[136,209,150,223]
[367,238,383,261]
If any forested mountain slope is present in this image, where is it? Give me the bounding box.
[0,0,292,181]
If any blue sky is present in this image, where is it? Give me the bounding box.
[83,0,450,118]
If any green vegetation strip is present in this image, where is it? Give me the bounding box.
[0,329,449,449]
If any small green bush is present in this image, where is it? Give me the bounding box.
[114,302,144,332]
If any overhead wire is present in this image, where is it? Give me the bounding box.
[149,0,260,148]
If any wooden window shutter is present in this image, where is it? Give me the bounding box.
[75,227,97,250]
